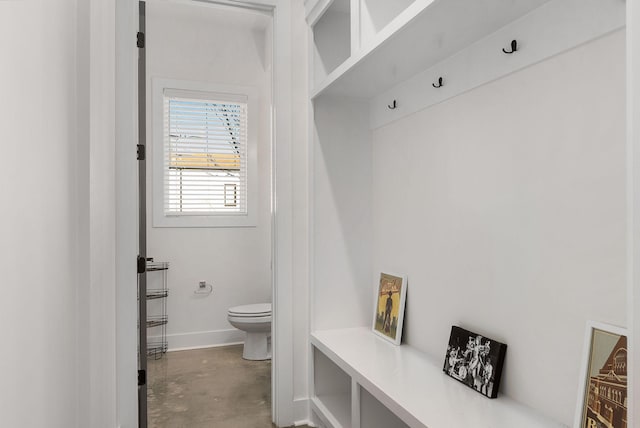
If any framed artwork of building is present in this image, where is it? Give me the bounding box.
[574,321,627,428]
[443,326,507,398]
[371,272,407,345]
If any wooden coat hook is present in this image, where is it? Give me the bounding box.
[388,100,397,109]
[432,77,443,88]
[502,40,518,54]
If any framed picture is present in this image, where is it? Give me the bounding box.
[443,326,507,398]
[574,321,627,428]
[371,272,407,345]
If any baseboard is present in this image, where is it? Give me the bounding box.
[149,328,244,352]
[294,398,316,427]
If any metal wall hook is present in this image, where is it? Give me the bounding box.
[388,100,397,109]
[432,77,443,88]
[502,39,518,54]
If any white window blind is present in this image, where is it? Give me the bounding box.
[163,90,248,216]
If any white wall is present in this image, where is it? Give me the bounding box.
[371,30,626,425]
[291,0,312,414]
[146,2,273,350]
[313,95,373,333]
[628,3,640,427]
[0,1,308,427]
[89,0,118,425]
[0,1,87,426]
[115,0,139,425]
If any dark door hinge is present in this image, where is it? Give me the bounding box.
[137,255,146,274]
[137,144,145,161]
[137,32,145,49]
[138,369,146,386]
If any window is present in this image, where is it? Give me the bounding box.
[153,80,257,227]
[165,93,246,214]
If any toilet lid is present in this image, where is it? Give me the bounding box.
[228,303,272,317]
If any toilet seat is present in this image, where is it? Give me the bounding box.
[227,315,272,324]
[228,303,271,317]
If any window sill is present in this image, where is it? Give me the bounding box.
[152,212,257,228]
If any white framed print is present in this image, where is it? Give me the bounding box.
[371,272,407,345]
[574,321,627,428]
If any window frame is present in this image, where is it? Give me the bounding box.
[152,78,258,228]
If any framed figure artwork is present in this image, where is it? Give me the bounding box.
[443,326,507,398]
[574,321,627,428]
[372,272,407,345]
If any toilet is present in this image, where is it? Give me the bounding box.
[227,303,272,360]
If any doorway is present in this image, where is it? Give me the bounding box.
[138,1,275,426]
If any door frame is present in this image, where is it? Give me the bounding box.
[114,0,295,426]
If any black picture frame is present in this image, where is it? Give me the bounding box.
[443,326,507,398]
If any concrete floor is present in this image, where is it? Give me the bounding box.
[147,345,310,428]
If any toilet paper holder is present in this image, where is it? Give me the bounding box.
[194,281,213,295]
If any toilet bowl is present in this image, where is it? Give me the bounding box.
[227,303,272,360]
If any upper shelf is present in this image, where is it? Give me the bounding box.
[311,0,553,99]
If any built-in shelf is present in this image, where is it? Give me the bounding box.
[311,328,567,428]
[359,386,408,428]
[312,0,351,89]
[313,346,352,427]
[311,0,551,99]
[308,1,628,427]
[311,395,351,428]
